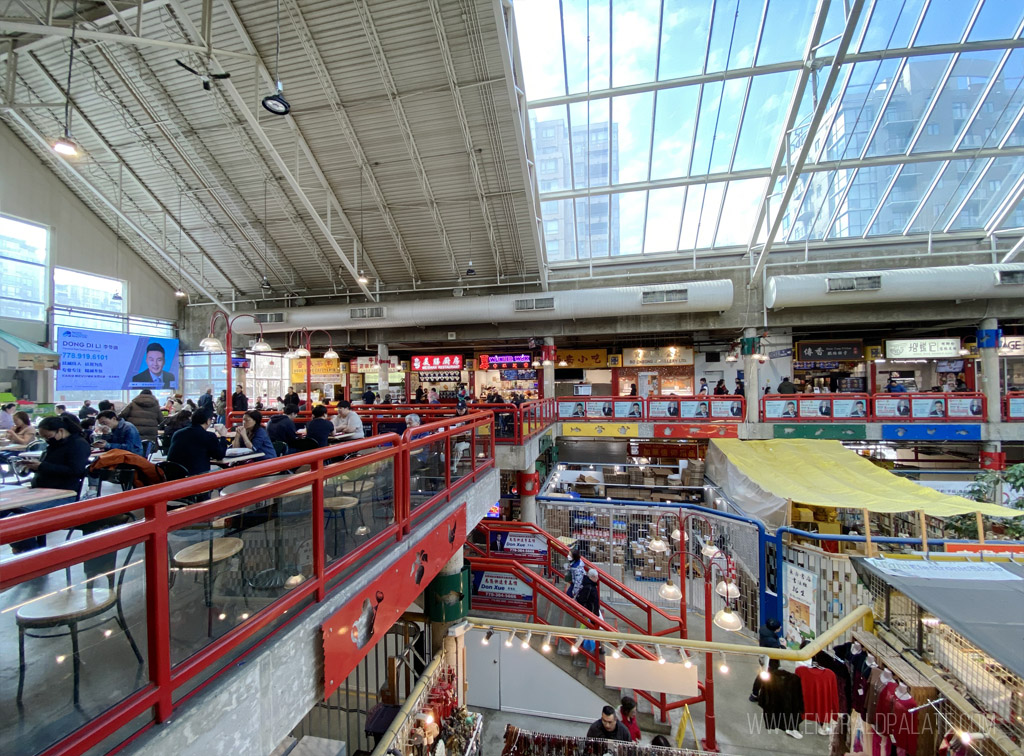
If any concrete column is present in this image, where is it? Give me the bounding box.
[377,342,389,398]
[978,318,1001,425]
[430,551,465,655]
[520,493,537,524]
[542,336,555,399]
[743,327,760,423]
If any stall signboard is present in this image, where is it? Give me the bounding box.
[793,361,841,370]
[470,570,533,609]
[488,531,548,559]
[998,335,1024,357]
[636,442,704,460]
[411,355,463,371]
[764,398,799,419]
[769,347,794,359]
[556,348,608,369]
[798,398,868,419]
[1009,396,1024,419]
[289,358,343,383]
[351,356,401,373]
[885,338,961,359]
[874,397,912,419]
[947,397,984,418]
[784,564,818,646]
[478,353,532,370]
[654,424,739,439]
[622,346,694,367]
[796,340,864,361]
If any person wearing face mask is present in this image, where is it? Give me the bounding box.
[8,415,91,552]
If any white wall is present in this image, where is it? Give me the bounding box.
[0,121,178,344]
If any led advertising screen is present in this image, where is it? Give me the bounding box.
[56,327,179,391]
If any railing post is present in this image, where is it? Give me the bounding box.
[144,504,173,722]
[311,459,326,602]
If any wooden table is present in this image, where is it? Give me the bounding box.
[0,485,78,513]
[212,451,264,467]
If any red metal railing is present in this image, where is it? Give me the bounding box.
[464,553,704,723]
[556,396,744,422]
[870,391,986,422]
[761,392,872,422]
[0,412,495,756]
[1004,392,1024,421]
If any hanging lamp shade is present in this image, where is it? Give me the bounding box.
[716,580,740,600]
[713,606,743,632]
[200,334,224,352]
[658,578,682,601]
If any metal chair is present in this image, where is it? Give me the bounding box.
[18,516,144,706]
[324,477,372,555]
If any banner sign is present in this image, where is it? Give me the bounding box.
[290,358,342,383]
[797,340,863,361]
[411,355,464,371]
[556,349,608,369]
[351,356,401,373]
[998,335,1024,357]
[653,423,739,439]
[784,564,818,646]
[886,338,961,359]
[769,347,794,359]
[478,353,532,370]
[622,346,694,367]
[561,423,640,438]
[488,531,548,559]
[764,399,799,419]
[793,361,840,370]
[322,507,465,698]
[1009,397,1024,419]
[798,398,868,419]
[863,557,1022,581]
[636,442,704,460]
[470,570,534,609]
[56,327,179,391]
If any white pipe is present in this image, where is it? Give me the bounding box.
[766,263,1024,309]
[230,280,734,333]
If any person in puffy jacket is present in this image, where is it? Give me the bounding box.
[120,389,162,445]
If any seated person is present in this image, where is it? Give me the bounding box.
[167,409,225,476]
[159,409,192,453]
[305,405,335,447]
[232,410,277,458]
[94,410,143,456]
[4,410,36,445]
[331,400,365,440]
[267,404,299,449]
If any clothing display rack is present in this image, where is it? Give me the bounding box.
[500,725,726,756]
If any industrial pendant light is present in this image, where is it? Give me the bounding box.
[262,0,290,115]
[174,192,187,298]
[53,0,80,156]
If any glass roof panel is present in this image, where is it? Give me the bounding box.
[694,183,727,248]
[614,191,647,255]
[905,160,968,233]
[734,72,798,171]
[563,0,610,95]
[650,87,699,180]
[643,188,686,253]
[912,51,1003,154]
[540,199,576,262]
[787,169,847,241]
[962,49,1024,147]
[827,164,899,238]
[707,0,764,73]
[658,0,712,80]
[531,105,572,193]
[568,99,610,189]
[949,156,1024,230]
[930,159,990,229]
[858,0,927,52]
[610,92,654,184]
[575,194,615,258]
[811,59,900,163]
[863,55,953,158]
[715,178,770,246]
[610,0,661,87]
[913,0,978,47]
[967,0,1024,42]
[678,187,705,250]
[998,196,1024,229]
[757,0,817,65]
[516,1,567,98]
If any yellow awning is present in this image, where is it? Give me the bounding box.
[709,439,1022,518]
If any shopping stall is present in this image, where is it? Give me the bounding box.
[287,356,344,404]
[350,355,406,403]
[793,339,868,392]
[409,353,468,402]
[475,353,538,401]
[874,337,973,393]
[617,346,694,396]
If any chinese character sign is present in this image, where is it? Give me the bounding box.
[56,327,180,391]
[885,338,961,359]
[556,349,609,369]
[411,355,464,371]
[784,564,818,646]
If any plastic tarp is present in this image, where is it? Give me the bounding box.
[706,439,1022,524]
[852,558,1024,679]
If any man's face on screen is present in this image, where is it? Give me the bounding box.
[146,350,164,375]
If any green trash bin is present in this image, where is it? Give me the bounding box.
[426,564,470,622]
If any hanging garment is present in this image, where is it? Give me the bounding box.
[796,665,840,723]
[815,651,853,714]
[864,668,885,723]
[758,668,805,731]
[890,695,918,755]
[873,681,899,737]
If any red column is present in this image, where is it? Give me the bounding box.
[702,575,718,752]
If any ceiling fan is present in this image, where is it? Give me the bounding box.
[174,59,231,91]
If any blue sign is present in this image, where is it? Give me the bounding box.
[56,327,179,391]
[769,348,794,359]
[881,425,982,442]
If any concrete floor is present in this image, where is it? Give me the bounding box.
[475,608,833,755]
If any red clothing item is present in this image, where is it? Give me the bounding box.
[796,665,840,723]
[890,695,918,754]
[619,710,641,742]
[873,681,897,735]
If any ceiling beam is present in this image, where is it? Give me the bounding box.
[3,108,229,310]
[273,0,408,283]
[427,0,503,280]
[0,17,253,60]
[352,0,460,279]
[167,0,378,302]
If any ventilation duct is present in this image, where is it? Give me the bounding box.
[232,280,734,333]
[765,264,1024,309]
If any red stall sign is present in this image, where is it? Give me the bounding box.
[411,354,464,371]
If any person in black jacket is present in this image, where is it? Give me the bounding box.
[267,405,299,449]
[305,405,334,447]
[750,618,786,701]
[283,387,300,407]
[168,409,225,477]
[575,568,601,617]
[231,386,248,413]
[8,415,90,552]
[585,705,632,742]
